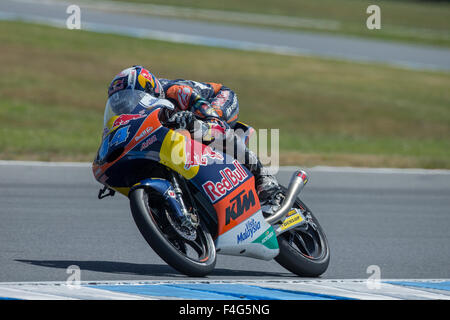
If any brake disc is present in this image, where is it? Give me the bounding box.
[165,209,197,241]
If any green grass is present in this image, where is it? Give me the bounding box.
[0,20,449,168]
[110,0,450,47]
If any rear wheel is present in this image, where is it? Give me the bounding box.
[275,188,330,277]
[129,188,216,277]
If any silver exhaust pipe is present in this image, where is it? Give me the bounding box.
[265,170,309,225]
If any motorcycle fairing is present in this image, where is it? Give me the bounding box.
[159,133,280,258]
[93,103,279,259]
[93,106,164,192]
[214,210,279,260]
[210,175,279,259]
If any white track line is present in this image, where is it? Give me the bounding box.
[1,279,449,300]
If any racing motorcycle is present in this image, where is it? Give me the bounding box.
[92,94,330,277]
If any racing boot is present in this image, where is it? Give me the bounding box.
[243,149,284,213]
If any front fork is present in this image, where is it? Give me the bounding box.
[169,172,190,217]
[169,171,199,228]
[125,172,198,228]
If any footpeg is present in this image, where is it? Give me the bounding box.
[98,185,115,199]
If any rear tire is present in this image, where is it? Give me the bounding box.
[274,188,330,277]
[129,188,216,277]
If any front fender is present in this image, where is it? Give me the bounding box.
[130,178,184,219]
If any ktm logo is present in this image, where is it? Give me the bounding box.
[225,189,256,225]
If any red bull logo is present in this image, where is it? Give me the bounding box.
[184,138,224,170]
[201,160,248,203]
[139,69,155,87]
[112,114,146,128]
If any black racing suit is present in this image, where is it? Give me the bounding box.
[160,79,238,138]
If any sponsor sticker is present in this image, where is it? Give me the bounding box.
[236,218,261,244]
[201,160,248,203]
[134,126,154,142]
[280,209,304,231]
[165,189,176,199]
[112,114,146,128]
[260,229,275,245]
[225,189,256,225]
[140,135,157,151]
[252,227,279,250]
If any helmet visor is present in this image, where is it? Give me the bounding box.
[103,89,148,126]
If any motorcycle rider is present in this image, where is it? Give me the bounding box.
[106,65,283,206]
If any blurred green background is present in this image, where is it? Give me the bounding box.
[0,0,449,168]
[113,0,450,47]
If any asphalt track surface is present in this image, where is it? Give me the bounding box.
[1,162,449,283]
[1,0,450,71]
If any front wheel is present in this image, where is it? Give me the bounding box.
[129,188,217,277]
[274,188,330,277]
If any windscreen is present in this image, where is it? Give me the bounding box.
[103,89,148,127]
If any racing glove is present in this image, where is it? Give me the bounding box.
[167,110,226,143]
[167,110,197,131]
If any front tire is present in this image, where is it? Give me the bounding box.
[129,188,216,277]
